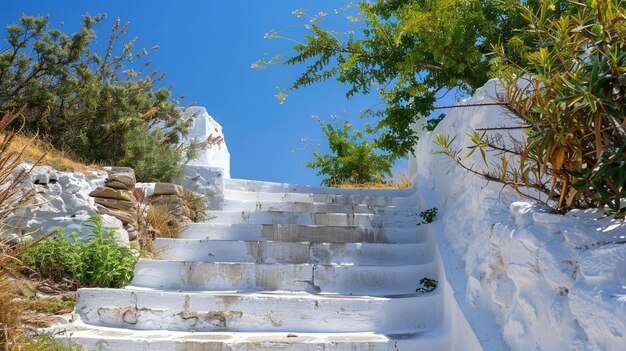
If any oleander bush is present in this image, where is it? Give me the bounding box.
[437,0,626,216]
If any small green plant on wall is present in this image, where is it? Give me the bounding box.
[417,207,438,225]
[416,277,438,293]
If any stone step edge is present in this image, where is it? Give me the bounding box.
[224,178,416,197]
[52,323,449,351]
[135,257,436,268]
[152,238,432,265]
[223,199,421,209]
[205,210,421,217]
[88,287,440,301]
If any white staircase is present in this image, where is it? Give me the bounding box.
[58,178,462,350]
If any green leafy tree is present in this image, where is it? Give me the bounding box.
[307,116,394,186]
[264,0,573,157]
[0,15,196,181]
[437,0,626,215]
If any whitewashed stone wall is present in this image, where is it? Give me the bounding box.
[412,79,626,351]
[181,106,230,178]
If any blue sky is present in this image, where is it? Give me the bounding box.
[1,1,452,185]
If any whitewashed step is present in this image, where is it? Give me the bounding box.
[130,260,437,295]
[75,289,443,333]
[154,238,432,265]
[206,210,419,227]
[225,178,415,197]
[59,326,450,351]
[225,189,398,207]
[223,198,420,214]
[181,223,430,244]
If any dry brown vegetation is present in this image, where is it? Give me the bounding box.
[146,204,182,239]
[0,108,77,350]
[181,189,210,222]
[8,134,99,173]
[336,172,412,190]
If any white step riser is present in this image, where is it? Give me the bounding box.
[182,223,431,244]
[225,190,398,207]
[225,178,416,197]
[66,329,450,351]
[154,239,432,266]
[130,261,437,296]
[60,174,457,350]
[75,289,443,333]
[223,199,421,215]
[206,211,420,227]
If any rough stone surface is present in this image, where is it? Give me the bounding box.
[94,198,134,211]
[2,164,130,246]
[179,166,224,211]
[89,187,133,202]
[96,205,137,226]
[152,183,183,197]
[90,168,138,231]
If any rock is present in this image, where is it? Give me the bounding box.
[153,183,183,197]
[150,194,184,206]
[34,172,50,185]
[105,180,131,190]
[100,214,130,246]
[94,198,135,211]
[89,187,132,202]
[3,164,106,241]
[105,172,136,189]
[96,205,137,226]
[104,166,134,174]
[31,167,60,185]
[170,207,186,217]
[126,224,137,241]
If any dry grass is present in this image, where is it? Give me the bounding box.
[8,134,98,173]
[0,270,21,349]
[1,242,80,350]
[181,189,209,222]
[1,108,78,350]
[146,204,181,239]
[336,172,412,190]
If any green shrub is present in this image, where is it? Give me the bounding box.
[307,116,395,187]
[437,0,625,216]
[0,15,196,182]
[20,215,137,288]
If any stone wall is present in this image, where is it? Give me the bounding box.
[181,106,230,178]
[3,164,130,246]
[89,167,138,241]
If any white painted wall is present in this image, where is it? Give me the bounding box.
[181,106,230,178]
[411,79,626,351]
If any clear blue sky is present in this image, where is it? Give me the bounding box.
[1,1,453,185]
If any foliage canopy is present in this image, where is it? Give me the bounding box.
[306,116,394,187]
[437,0,626,215]
[272,0,573,157]
[0,15,197,181]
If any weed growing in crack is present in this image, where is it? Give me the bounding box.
[416,208,438,225]
[416,277,438,293]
